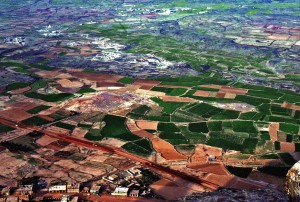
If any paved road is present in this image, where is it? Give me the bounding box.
[0,117,220,191]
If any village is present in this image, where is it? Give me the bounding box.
[0,166,159,202]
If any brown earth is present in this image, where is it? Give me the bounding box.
[160,96,195,103]
[150,178,191,200]
[9,102,39,111]
[69,72,123,82]
[133,79,160,86]
[56,79,84,88]
[10,86,31,94]
[187,163,231,176]
[282,102,300,111]
[96,82,125,88]
[190,144,223,164]
[269,122,279,141]
[151,137,187,161]
[71,128,88,138]
[38,115,55,122]
[193,90,210,97]
[0,109,32,122]
[224,93,237,99]
[220,86,248,95]
[36,135,59,147]
[268,34,290,40]
[280,142,295,152]
[136,120,158,130]
[132,130,155,139]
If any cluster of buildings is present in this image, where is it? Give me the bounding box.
[0,167,152,202]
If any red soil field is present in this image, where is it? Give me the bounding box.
[56,85,81,93]
[38,115,55,122]
[139,85,154,90]
[149,178,189,201]
[10,86,31,94]
[151,137,187,161]
[9,102,39,111]
[193,90,210,97]
[282,102,300,111]
[280,142,295,152]
[220,86,248,95]
[132,130,155,139]
[160,96,195,103]
[0,109,32,122]
[269,122,279,141]
[96,82,125,88]
[133,79,161,86]
[187,163,231,176]
[190,144,223,164]
[216,92,226,98]
[136,120,158,130]
[69,72,123,82]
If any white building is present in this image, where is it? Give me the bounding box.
[49,185,67,193]
[111,187,129,196]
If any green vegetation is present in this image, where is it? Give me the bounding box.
[76,88,96,94]
[6,82,31,91]
[21,116,51,126]
[27,105,51,114]
[188,122,209,133]
[279,123,299,134]
[84,130,103,141]
[122,139,153,157]
[159,132,189,145]
[168,88,187,96]
[101,115,141,141]
[186,103,223,117]
[211,110,240,120]
[207,121,222,131]
[118,77,135,84]
[54,122,76,130]
[24,92,74,102]
[132,105,151,115]
[0,123,15,133]
[157,122,180,132]
[232,121,258,133]
[278,153,296,165]
[226,166,252,178]
[243,138,258,154]
[30,80,47,91]
[258,153,279,159]
[151,97,186,114]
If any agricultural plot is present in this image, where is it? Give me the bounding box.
[27,105,51,114]
[117,77,135,84]
[25,92,74,102]
[232,121,258,133]
[0,123,15,133]
[6,82,31,91]
[186,103,223,117]
[188,122,209,133]
[122,139,153,157]
[211,110,240,120]
[151,97,186,114]
[76,88,96,94]
[207,121,223,131]
[84,129,103,141]
[132,105,151,115]
[279,123,299,134]
[159,132,189,145]
[21,116,51,126]
[54,122,76,130]
[157,122,180,132]
[101,115,141,141]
